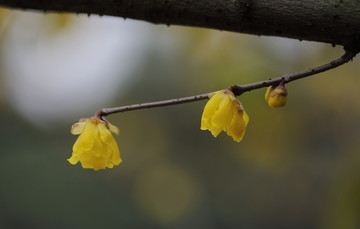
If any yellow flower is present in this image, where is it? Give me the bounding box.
[265,85,288,108]
[201,89,249,142]
[68,117,122,170]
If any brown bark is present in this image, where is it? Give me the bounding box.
[0,0,360,47]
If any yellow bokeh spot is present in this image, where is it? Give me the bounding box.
[134,162,201,224]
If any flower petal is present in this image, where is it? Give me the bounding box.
[264,86,273,102]
[67,156,79,165]
[108,122,120,135]
[209,126,223,137]
[70,121,86,135]
[110,141,122,165]
[98,123,122,165]
[201,91,225,130]
[211,95,234,130]
[243,110,249,125]
[72,119,97,152]
[226,110,248,142]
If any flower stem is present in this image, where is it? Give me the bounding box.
[98,48,358,117]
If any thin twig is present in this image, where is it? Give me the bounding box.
[98,93,210,117]
[231,48,358,95]
[97,48,358,118]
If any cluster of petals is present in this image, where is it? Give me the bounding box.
[201,89,249,142]
[68,117,122,170]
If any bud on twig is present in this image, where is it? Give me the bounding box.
[265,84,288,108]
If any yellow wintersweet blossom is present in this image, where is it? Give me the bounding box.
[68,117,122,170]
[201,89,249,142]
[265,85,288,108]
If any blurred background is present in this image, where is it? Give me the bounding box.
[0,8,360,229]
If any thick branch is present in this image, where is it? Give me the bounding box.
[97,48,358,117]
[1,0,360,46]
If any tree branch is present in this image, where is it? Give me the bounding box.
[1,0,360,46]
[231,47,359,96]
[98,93,210,117]
[97,48,358,118]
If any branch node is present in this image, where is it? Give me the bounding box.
[230,85,243,96]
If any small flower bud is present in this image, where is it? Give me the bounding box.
[267,84,288,108]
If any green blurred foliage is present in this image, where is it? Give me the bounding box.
[1,8,360,229]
